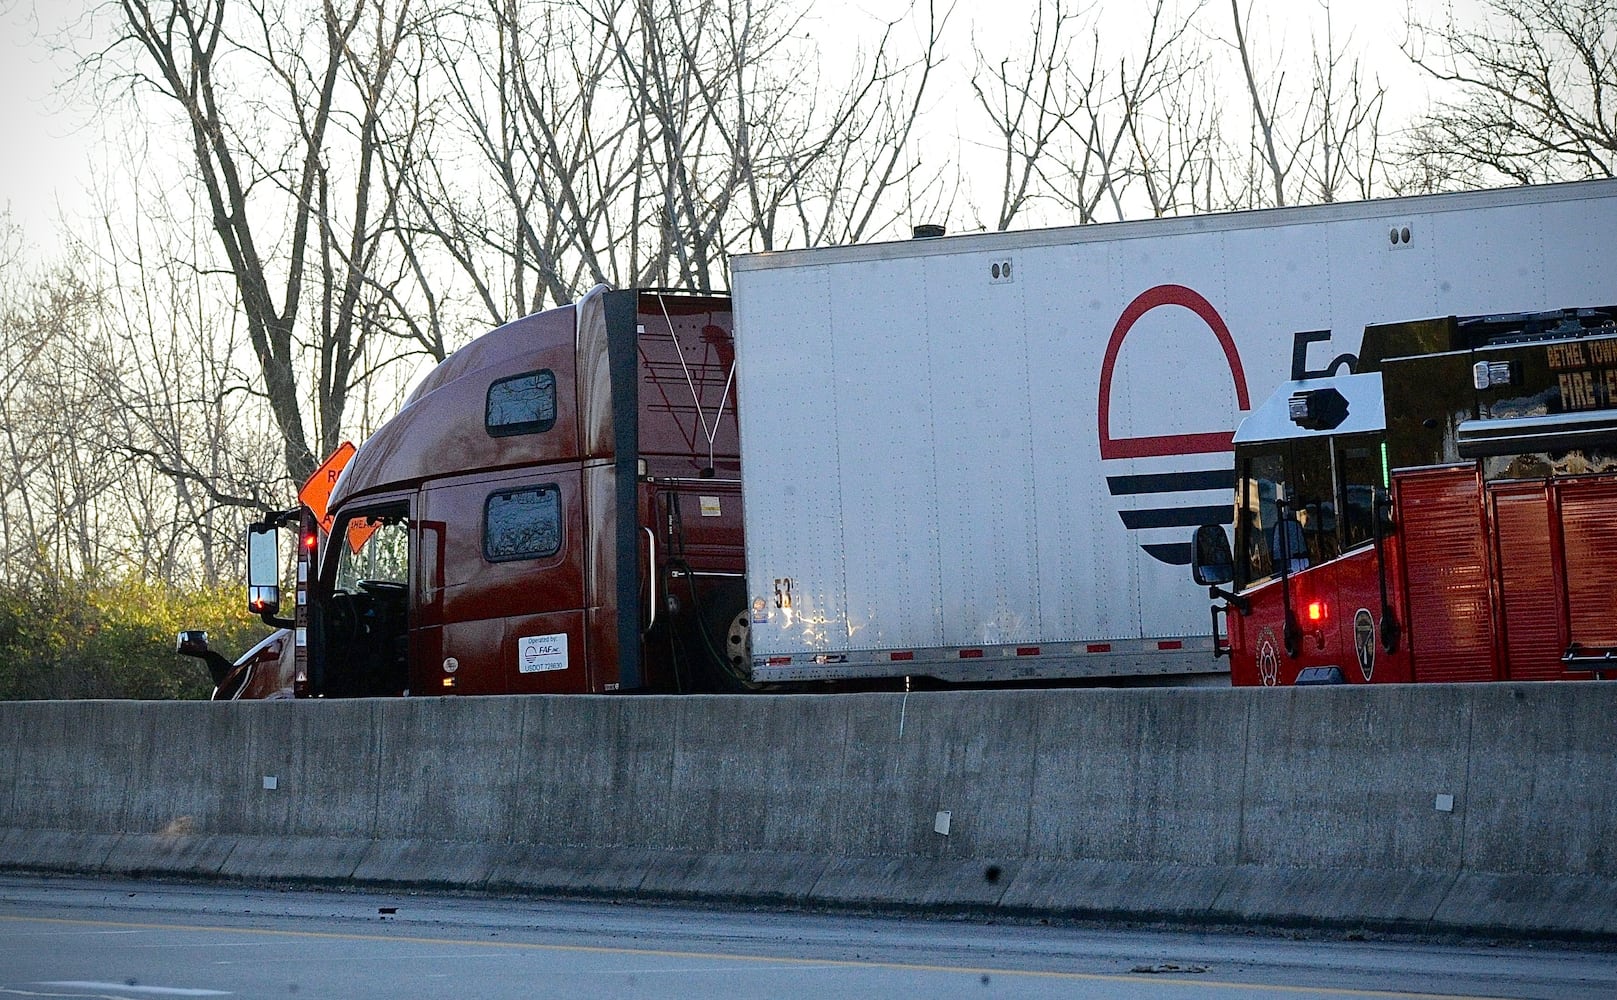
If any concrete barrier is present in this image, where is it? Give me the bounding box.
[2,683,1614,939]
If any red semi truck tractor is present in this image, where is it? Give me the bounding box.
[1191,306,1617,686]
[180,288,747,699]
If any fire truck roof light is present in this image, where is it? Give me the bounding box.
[1288,387,1351,431]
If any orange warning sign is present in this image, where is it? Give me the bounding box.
[346,515,381,554]
[297,442,357,534]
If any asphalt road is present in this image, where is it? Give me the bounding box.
[1,876,1614,999]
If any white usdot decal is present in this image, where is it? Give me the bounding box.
[518,633,568,673]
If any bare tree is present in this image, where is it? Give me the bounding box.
[93,0,441,483]
[81,181,289,583]
[971,0,1208,228]
[1118,3,1219,218]
[1228,0,1288,205]
[970,0,1083,230]
[756,0,953,248]
[1298,5,1386,203]
[0,243,122,582]
[1221,0,1388,209]
[0,194,289,586]
[400,0,626,324]
[1404,0,1617,186]
[403,0,951,325]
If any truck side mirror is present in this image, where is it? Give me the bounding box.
[1190,524,1235,586]
[176,629,235,688]
[246,522,282,616]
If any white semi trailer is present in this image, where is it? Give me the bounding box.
[729,179,1617,684]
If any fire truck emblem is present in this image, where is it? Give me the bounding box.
[1256,626,1280,686]
[1353,608,1376,681]
[1096,285,1251,566]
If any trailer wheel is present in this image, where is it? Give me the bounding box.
[722,608,753,684]
[693,583,764,692]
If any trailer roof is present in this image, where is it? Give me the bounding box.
[730,179,1617,273]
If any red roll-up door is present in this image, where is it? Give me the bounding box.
[1398,467,1496,682]
[1488,483,1564,681]
[1559,477,1617,654]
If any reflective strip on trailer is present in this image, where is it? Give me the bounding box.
[750,635,1221,683]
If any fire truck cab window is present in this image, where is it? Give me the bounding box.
[1336,436,1385,551]
[486,370,557,437]
[1237,449,1284,588]
[1284,437,1340,570]
[485,485,562,561]
[1236,439,1340,588]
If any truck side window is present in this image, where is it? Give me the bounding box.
[1336,436,1384,551]
[485,485,562,561]
[333,512,409,592]
[486,370,557,437]
[1237,450,1285,588]
[1288,437,1339,568]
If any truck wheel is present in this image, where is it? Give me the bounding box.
[722,608,754,685]
[695,585,764,692]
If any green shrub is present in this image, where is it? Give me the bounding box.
[0,575,271,700]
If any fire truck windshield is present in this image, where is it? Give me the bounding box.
[1234,432,1385,590]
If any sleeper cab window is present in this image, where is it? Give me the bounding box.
[486,369,557,437]
[485,485,562,562]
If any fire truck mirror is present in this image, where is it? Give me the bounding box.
[246,522,282,617]
[1190,524,1235,587]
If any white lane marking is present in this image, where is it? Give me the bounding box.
[34,984,230,997]
[1,925,143,932]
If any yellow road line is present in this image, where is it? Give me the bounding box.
[0,913,1509,999]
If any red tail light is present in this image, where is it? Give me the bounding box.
[1307,600,1328,623]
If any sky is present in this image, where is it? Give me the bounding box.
[0,0,1453,255]
[0,0,101,248]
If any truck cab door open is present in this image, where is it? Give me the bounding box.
[310,502,412,697]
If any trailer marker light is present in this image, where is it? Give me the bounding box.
[1086,643,1112,654]
[766,656,792,666]
[890,651,914,662]
[1016,646,1040,657]
[959,649,984,659]
[1157,640,1184,651]
[441,677,457,689]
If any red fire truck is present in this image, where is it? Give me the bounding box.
[180,288,746,699]
[1191,306,1617,685]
